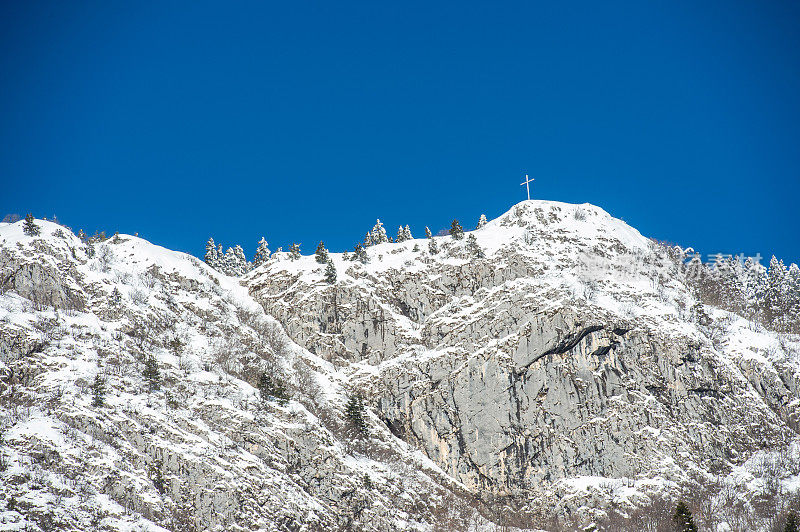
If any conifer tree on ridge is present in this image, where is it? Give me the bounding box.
[253,237,271,267]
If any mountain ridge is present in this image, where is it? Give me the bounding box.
[1,203,799,531]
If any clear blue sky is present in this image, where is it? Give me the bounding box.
[1,1,798,265]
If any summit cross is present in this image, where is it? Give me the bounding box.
[520,174,534,201]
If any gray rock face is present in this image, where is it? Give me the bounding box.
[248,201,800,523]
[0,246,86,310]
[0,221,477,532]
[3,206,799,530]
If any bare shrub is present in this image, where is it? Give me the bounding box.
[97,245,114,272]
[212,342,235,376]
[127,316,155,352]
[293,359,323,411]
[755,453,783,495]
[430,492,481,531]
[258,320,291,360]
[32,316,60,342]
[620,303,636,319]
[234,306,260,329]
[140,270,157,290]
[582,279,598,302]
[129,288,148,306]
[599,493,677,532]
[114,271,133,285]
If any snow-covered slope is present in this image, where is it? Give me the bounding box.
[0,220,487,531]
[1,202,799,531]
[248,200,800,529]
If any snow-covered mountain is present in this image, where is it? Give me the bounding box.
[1,201,799,531]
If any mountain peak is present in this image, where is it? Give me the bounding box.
[1,212,798,531]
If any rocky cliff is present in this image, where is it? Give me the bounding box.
[1,201,799,531]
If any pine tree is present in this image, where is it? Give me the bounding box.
[722,255,748,314]
[150,461,166,495]
[233,245,250,275]
[354,244,368,264]
[785,511,799,532]
[743,257,768,312]
[425,226,433,239]
[218,247,233,275]
[167,337,184,358]
[403,225,413,241]
[143,356,161,392]
[315,241,329,264]
[252,237,271,267]
[449,219,464,240]
[204,238,219,267]
[476,214,488,229]
[258,372,289,405]
[673,501,697,532]
[363,232,373,247]
[788,264,800,331]
[289,243,301,260]
[220,246,244,276]
[766,255,790,328]
[22,213,40,236]
[110,287,122,305]
[324,261,337,284]
[466,233,484,258]
[396,226,406,242]
[345,392,368,436]
[91,374,105,407]
[428,237,438,255]
[221,246,248,276]
[369,219,388,244]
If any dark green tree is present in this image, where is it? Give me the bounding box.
[315,241,329,264]
[252,237,271,267]
[354,244,368,264]
[91,374,105,407]
[289,243,301,261]
[143,356,161,391]
[259,372,290,405]
[22,213,40,236]
[449,219,464,240]
[150,460,166,495]
[110,287,122,305]
[204,237,219,268]
[786,512,799,532]
[345,392,368,436]
[466,233,484,258]
[673,501,697,532]
[167,337,184,357]
[324,261,337,284]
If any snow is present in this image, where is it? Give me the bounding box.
[1,216,486,531]
[2,204,799,531]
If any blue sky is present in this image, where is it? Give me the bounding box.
[1,1,798,265]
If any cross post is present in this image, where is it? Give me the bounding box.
[520,174,534,201]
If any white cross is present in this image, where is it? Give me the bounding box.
[520,174,534,201]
